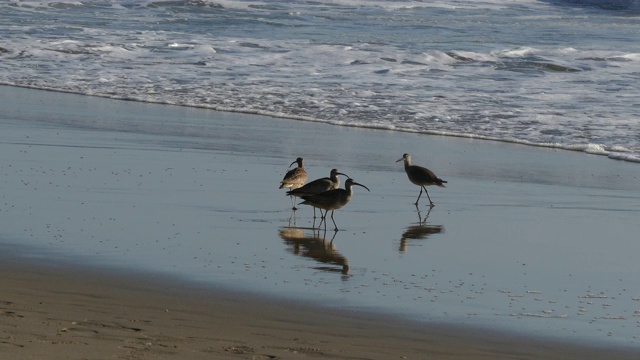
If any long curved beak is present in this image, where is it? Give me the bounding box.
[337,172,349,178]
[288,160,297,167]
[353,182,370,192]
[395,158,403,163]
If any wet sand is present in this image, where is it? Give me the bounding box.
[2,254,638,360]
[1,85,640,359]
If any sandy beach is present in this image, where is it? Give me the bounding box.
[2,85,640,359]
[1,255,637,360]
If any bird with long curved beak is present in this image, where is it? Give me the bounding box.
[279,157,308,210]
[287,168,349,218]
[300,178,370,231]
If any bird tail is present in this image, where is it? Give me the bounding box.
[437,178,447,187]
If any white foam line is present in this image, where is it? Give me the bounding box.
[3,83,640,164]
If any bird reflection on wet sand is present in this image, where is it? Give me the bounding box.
[279,227,349,276]
[399,206,444,253]
[286,209,324,230]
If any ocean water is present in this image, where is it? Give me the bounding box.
[1,0,640,163]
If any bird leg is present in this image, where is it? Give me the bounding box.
[290,195,298,210]
[422,186,435,207]
[316,210,327,229]
[330,210,339,231]
[416,186,435,207]
[415,187,423,205]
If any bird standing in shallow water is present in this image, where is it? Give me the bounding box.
[396,153,447,207]
[287,169,349,218]
[300,178,370,231]
[279,157,308,210]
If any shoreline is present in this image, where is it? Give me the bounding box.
[2,85,640,357]
[3,83,638,164]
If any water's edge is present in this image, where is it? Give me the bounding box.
[4,83,638,164]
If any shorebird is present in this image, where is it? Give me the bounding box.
[300,178,370,231]
[279,157,308,210]
[396,153,447,207]
[286,169,349,218]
